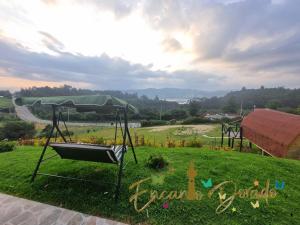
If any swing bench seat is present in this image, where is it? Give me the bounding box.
[50,143,127,164]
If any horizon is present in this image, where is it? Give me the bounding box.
[3,85,298,94]
[1,0,300,91]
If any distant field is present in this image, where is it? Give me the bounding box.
[34,123,258,151]
[0,97,13,109]
[47,124,221,146]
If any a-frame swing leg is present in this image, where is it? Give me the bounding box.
[31,125,55,182]
[115,150,124,202]
[31,106,67,183]
[126,126,137,164]
[115,107,128,202]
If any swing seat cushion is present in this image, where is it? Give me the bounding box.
[49,143,127,164]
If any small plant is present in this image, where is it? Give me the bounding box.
[186,137,203,148]
[146,155,168,170]
[18,139,34,146]
[0,140,16,153]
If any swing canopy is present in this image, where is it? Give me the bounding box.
[15,95,138,113]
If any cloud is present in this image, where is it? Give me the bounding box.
[42,0,57,5]
[139,0,300,84]
[87,0,139,18]
[1,0,300,90]
[39,31,65,52]
[161,37,182,52]
[0,36,221,90]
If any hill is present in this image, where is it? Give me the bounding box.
[126,88,227,101]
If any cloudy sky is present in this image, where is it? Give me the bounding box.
[0,0,299,91]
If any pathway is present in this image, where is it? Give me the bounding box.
[0,193,128,225]
[12,98,140,128]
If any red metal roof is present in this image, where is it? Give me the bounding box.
[241,109,300,157]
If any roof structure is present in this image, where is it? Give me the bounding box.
[241,109,300,157]
[15,95,138,113]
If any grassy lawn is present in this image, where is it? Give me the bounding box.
[0,145,299,224]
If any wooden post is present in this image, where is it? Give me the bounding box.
[239,127,243,152]
[228,127,231,147]
[221,124,224,147]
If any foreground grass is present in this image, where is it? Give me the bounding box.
[0,146,299,224]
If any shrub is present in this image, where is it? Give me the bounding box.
[146,155,168,170]
[0,140,16,153]
[89,136,105,145]
[182,117,212,125]
[37,124,52,138]
[61,130,74,137]
[18,139,35,146]
[186,137,203,148]
[38,125,73,138]
[141,120,167,127]
[1,121,36,140]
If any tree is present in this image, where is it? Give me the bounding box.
[223,96,238,113]
[266,100,281,109]
[0,121,36,140]
[162,109,187,120]
[188,100,200,116]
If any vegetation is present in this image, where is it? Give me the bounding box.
[0,90,12,98]
[0,121,36,140]
[0,97,13,110]
[0,146,299,224]
[13,85,300,124]
[0,140,16,152]
[199,87,300,114]
[146,154,169,170]
[141,120,167,127]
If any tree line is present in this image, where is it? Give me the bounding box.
[1,85,299,123]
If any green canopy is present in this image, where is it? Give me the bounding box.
[15,95,138,113]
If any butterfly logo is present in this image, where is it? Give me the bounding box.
[218,192,226,200]
[162,202,169,209]
[201,178,213,189]
[251,200,259,209]
[275,180,285,190]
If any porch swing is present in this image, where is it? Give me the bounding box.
[15,95,138,201]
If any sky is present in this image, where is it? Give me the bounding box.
[0,0,299,91]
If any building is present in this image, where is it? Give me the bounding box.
[241,109,300,159]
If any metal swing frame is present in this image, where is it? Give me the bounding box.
[31,104,138,202]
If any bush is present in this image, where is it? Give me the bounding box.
[186,137,203,148]
[0,140,16,153]
[146,155,168,170]
[182,117,211,125]
[37,124,52,138]
[38,124,73,138]
[141,120,167,127]
[0,121,36,140]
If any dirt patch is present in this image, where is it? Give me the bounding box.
[148,124,215,134]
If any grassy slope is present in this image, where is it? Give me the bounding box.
[0,146,299,225]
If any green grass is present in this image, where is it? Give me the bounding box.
[0,146,299,224]
[0,97,13,109]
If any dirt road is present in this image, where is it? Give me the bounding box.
[13,99,140,128]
